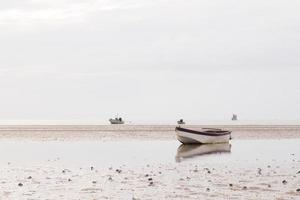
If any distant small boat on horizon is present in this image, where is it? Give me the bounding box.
[232,114,238,121]
[109,117,124,124]
[177,119,185,125]
[175,126,231,144]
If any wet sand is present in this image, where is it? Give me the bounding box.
[0,125,300,141]
[0,125,299,199]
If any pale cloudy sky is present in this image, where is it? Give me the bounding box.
[0,0,299,123]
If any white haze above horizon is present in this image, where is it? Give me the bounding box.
[0,0,300,123]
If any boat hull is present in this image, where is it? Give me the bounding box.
[176,127,231,144]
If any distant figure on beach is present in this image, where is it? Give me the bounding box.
[177,119,185,125]
[109,117,125,124]
[232,114,238,121]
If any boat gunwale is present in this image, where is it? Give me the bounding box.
[176,127,231,136]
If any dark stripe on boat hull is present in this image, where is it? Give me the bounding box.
[176,127,231,136]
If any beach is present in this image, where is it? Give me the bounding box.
[0,125,299,199]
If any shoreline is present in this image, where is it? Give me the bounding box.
[0,125,299,141]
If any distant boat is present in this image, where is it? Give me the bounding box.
[175,127,231,144]
[177,119,185,125]
[175,143,231,162]
[109,117,124,124]
[232,114,238,121]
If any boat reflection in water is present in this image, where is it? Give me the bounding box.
[175,143,231,162]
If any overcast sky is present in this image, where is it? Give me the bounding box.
[0,0,299,123]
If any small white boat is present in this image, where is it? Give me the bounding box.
[175,126,231,144]
[109,117,124,124]
[175,143,231,162]
[177,119,185,125]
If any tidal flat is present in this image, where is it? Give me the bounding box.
[0,125,299,199]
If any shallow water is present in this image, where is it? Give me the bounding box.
[0,139,299,167]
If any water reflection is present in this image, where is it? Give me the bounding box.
[175,143,231,162]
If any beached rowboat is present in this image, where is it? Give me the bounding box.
[175,127,231,144]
